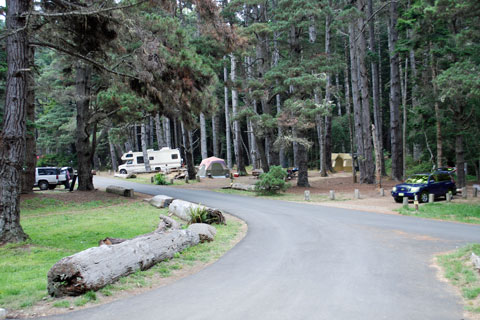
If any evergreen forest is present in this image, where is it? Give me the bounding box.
[1,0,480,244]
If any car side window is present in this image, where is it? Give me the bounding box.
[171,154,178,160]
[137,156,144,164]
[430,175,437,182]
[149,156,154,160]
[127,160,133,164]
[126,154,133,158]
[38,169,46,175]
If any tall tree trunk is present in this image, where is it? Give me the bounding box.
[181,121,196,179]
[108,128,118,172]
[200,112,208,159]
[155,113,166,148]
[273,28,285,168]
[400,58,408,179]
[149,116,154,148]
[344,47,357,183]
[349,22,365,182]
[163,117,171,148]
[212,114,219,157]
[141,120,151,172]
[356,0,374,184]
[455,118,465,188]
[75,62,94,191]
[368,0,384,178]
[173,119,179,149]
[315,91,327,177]
[22,44,36,193]
[430,48,443,169]
[324,3,333,173]
[388,2,403,181]
[231,54,246,175]
[296,133,310,187]
[224,57,232,169]
[0,0,31,244]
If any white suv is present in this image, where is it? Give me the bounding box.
[35,167,59,190]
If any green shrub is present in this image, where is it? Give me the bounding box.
[188,206,210,224]
[255,166,289,194]
[154,173,169,185]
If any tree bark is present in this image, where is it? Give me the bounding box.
[181,121,196,179]
[400,58,408,179]
[349,22,365,181]
[163,117,172,148]
[231,54,246,175]
[344,42,357,183]
[155,113,166,148]
[47,224,212,297]
[356,0,374,184]
[22,44,36,193]
[212,114,219,157]
[296,132,310,187]
[0,0,31,244]
[430,47,443,169]
[75,62,94,191]
[108,128,118,172]
[224,57,232,169]
[368,0,384,178]
[200,112,208,159]
[141,120,151,172]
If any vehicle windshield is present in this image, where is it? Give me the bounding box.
[405,175,429,184]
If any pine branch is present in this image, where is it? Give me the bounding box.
[29,40,140,81]
[23,0,149,18]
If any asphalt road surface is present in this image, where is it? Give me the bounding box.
[43,176,480,320]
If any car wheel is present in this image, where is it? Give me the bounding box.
[38,181,49,191]
[120,169,127,174]
[394,197,403,203]
[48,184,56,190]
[420,191,429,203]
[450,188,457,196]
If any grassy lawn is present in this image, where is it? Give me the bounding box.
[398,202,480,224]
[437,244,480,314]
[0,196,242,314]
[216,188,350,202]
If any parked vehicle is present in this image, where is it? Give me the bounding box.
[391,171,457,203]
[118,148,182,174]
[35,167,59,190]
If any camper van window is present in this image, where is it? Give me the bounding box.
[126,154,133,158]
[171,154,178,159]
[149,156,154,160]
[137,156,144,164]
[127,160,133,164]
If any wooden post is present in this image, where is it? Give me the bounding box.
[170,179,174,185]
[185,177,189,184]
[429,194,434,203]
[371,124,382,188]
[462,187,467,199]
[446,192,452,202]
[304,190,311,201]
[329,190,335,200]
[354,189,360,199]
[402,197,408,209]
[196,176,200,182]
[379,188,385,196]
[474,187,478,198]
[414,194,419,212]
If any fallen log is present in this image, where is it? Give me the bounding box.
[231,183,256,191]
[113,173,137,179]
[48,224,214,297]
[168,199,225,224]
[106,185,134,197]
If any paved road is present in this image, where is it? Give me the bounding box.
[45,177,480,320]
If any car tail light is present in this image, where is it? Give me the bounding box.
[56,175,59,179]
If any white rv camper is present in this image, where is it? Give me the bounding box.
[118,148,182,174]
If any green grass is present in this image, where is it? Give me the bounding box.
[0,195,242,313]
[398,202,480,224]
[216,188,350,202]
[437,244,480,313]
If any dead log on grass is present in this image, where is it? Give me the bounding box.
[48,223,214,297]
[106,185,134,197]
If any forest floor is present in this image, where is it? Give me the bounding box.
[103,170,480,217]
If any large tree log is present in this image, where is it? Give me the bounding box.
[48,224,214,297]
[106,185,134,197]
[168,200,225,224]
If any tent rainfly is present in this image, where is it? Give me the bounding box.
[197,157,230,178]
[331,153,353,172]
